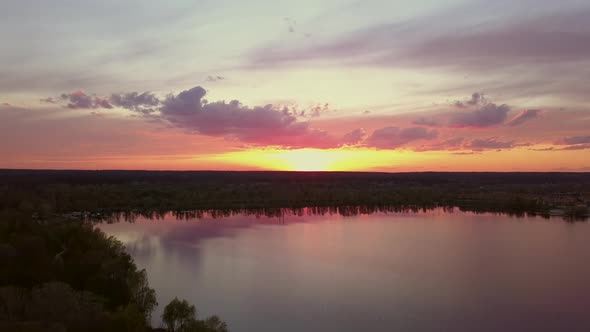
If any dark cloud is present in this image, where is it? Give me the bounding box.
[453,93,486,108]
[161,86,207,115]
[449,102,511,128]
[342,128,367,145]
[365,127,438,149]
[49,86,340,149]
[507,109,541,126]
[60,91,113,109]
[159,86,338,148]
[110,92,160,114]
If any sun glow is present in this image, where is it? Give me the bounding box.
[270,149,355,171]
[209,148,424,172]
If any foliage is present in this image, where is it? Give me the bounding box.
[1,170,587,218]
[162,298,228,332]
[162,298,196,332]
[0,282,145,332]
[0,211,157,330]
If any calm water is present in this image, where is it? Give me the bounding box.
[99,209,590,332]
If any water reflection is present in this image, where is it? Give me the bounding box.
[85,205,587,224]
[99,210,590,332]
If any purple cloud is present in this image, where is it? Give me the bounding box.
[449,103,511,128]
[342,128,367,145]
[507,109,541,126]
[558,144,590,151]
[110,91,160,114]
[412,117,439,127]
[467,138,515,150]
[61,91,113,109]
[556,136,590,145]
[416,137,465,152]
[400,10,590,68]
[365,127,438,149]
[159,86,337,148]
[453,93,486,109]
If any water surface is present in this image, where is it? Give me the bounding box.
[99,209,590,332]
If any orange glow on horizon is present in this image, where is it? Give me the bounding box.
[203,147,590,172]
[3,147,589,172]
[209,148,440,172]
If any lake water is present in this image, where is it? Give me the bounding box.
[99,209,590,332]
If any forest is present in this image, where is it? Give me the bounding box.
[1,170,588,219]
[1,170,589,331]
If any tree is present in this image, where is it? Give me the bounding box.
[127,268,157,322]
[203,315,228,332]
[162,298,229,332]
[162,298,197,332]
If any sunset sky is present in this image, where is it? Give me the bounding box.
[1,0,589,171]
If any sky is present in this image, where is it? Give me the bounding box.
[1,0,589,172]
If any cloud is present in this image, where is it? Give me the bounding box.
[159,86,337,148]
[284,17,296,33]
[550,136,590,151]
[453,93,486,108]
[365,126,438,149]
[110,91,160,114]
[60,91,113,109]
[342,128,367,145]
[452,151,479,155]
[530,147,555,151]
[556,136,590,145]
[310,103,329,117]
[507,109,541,126]
[247,2,590,110]
[48,86,340,149]
[400,9,590,69]
[206,75,225,82]
[412,117,439,126]
[416,137,464,152]
[40,97,57,104]
[449,102,511,128]
[467,138,515,150]
[558,144,590,151]
[531,136,590,151]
